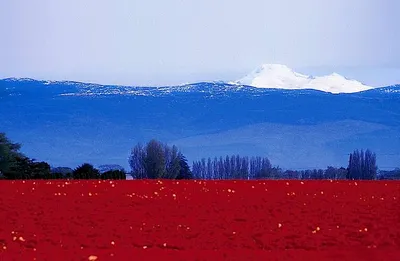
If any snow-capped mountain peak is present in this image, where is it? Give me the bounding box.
[233,64,373,94]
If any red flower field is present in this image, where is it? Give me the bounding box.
[0,180,399,261]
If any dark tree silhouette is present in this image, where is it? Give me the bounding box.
[176,154,192,179]
[129,140,189,179]
[101,170,126,180]
[193,155,275,180]
[73,163,100,179]
[347,149,377,180]
[0,133,25,178]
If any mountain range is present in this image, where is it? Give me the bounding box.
[233,64,373,93]
[1,65,399,171]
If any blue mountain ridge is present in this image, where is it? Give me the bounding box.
[1,78,399,170]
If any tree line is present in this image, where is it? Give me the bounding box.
[191,150,379,180]
[0,133,126,180]
[192,156,278,180]
[192,157,348,180]
[1,132,398,180]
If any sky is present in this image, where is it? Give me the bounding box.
[1,0,399,87]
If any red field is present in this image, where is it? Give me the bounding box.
[0,180,399,261]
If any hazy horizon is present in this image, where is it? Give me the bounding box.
[1,0,399,87]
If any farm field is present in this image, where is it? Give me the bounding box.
[0,180,399,261]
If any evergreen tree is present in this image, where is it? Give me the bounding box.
[201,158,207,179]
[360,150,365,179]
[364,149,377,180]
[30,161,51,179]
[73,163,100,179]
[218,157,225,179]
[101,170,126,180]
[0,133,25,177]
[4,156,52,180]
[240,156,249,180]
[346,153,353,179]
[5,155,32,179]
[176,154,192,179]
[347,149,377,180]
[207,158,213,179]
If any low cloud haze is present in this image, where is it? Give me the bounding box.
[1,0,399,86]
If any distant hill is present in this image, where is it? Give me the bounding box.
[1,78,399,170]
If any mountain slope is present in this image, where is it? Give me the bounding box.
[0,79,399,170]
[233,64,373,94]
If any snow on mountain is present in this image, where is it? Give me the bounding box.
[233,64,374,94]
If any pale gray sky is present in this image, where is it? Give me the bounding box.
[1,0,399,86]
